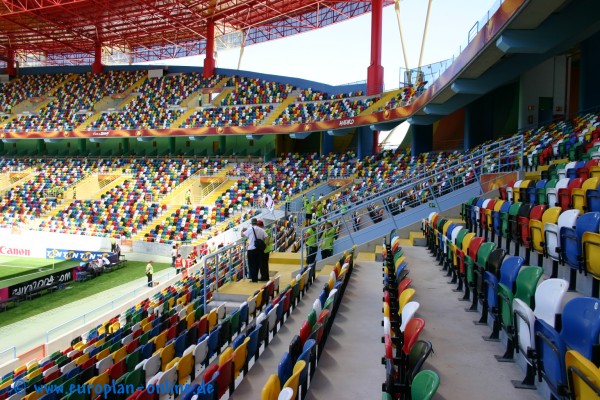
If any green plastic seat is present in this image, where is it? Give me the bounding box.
[307,309,317,329]
[411,370,440,400]
[472,241,496,289]
[124,365,144,388]
[230,310,241,335]
[498,266,543,330]
[195,305,204,321]
[539,179,557,205]
[125,348,141,372]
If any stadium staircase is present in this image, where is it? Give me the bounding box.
[358,89,399,115]
[199,179,237,207]
[2,75,77,126]
[0,168,35,190]
[90,175,129,199]
[211,87,234,106]
[260,89,302,126]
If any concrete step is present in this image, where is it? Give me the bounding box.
[268,252,301,265]
[409,231,426,247]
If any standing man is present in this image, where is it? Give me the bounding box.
[171,245,178,268]
[243,218,267,283]
[258,220,272,281]
[110,236,117,253]
[320,221,336,260]
[185,188,192,205]
[305,219,318,266]
[146,260,154,287]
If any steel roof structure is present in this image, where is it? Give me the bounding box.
[0,0,394,65]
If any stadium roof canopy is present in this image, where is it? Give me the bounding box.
[0,0,393,65]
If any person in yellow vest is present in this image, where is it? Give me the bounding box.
[185,188,192,205]
[146,260,154,287]
[305,219,318,266]
[320,221,335,260]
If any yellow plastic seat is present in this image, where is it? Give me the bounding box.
[566,350,600,399]
[112,346,127,364]
[177,351,194,385]
[160,341,175,371]
[398,288,415,313]
[583,231,600,280]
[233,337,250,379]
[154,330,168,351]
[573,177,600,213]
[283,360,306,400]
[207,309,218,332]
[261,374,281,400]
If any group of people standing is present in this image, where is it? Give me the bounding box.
[305,219,337,266]
[243,218,273,282]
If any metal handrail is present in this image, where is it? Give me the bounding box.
[299,134,523,268]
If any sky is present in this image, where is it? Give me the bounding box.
[145,0,499,91]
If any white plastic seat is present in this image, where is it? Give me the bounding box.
[42,365,58,377]
[327,288,338,300]
[267,305,279,338]
[157,363,178,400]
[533,278,569,327]
[194,337,209,377]
[546,178,570,207]
[247,296,257,319]
[121,333,133,347]
[544,209,580,262]
[144,353,161,384]
[96,356,113,375]
[278,387,294,400]
[312,298,322,316]
[60,361,76,375]
[513,298,536,359]
[383,316,391,337]
[400,301,420,332]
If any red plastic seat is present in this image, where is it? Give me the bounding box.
[402,318,426,356]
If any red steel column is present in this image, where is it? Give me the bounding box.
[92,43,103,74]
[203,18,216,78]
[367,0,384,153]
[6,48,16,76]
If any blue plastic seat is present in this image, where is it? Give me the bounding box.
[246,323,261,364]
[561,212,600,270]
[535,319,567,398]
[232,333,246,350]
[278,352,293,389]
[207,325,221,359]
[174,333,187,357]
[562,297,600,361]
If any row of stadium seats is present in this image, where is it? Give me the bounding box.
[220,76,294,106]
[273,97,379,125]
[261,250,354,400]
[382,231,439,400]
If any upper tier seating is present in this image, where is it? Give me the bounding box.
[220,76,294,106]
[89,73,221,131]
[2,71,145,132]
[273,97,380,125]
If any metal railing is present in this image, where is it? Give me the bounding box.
[299,134,523,268]
[44,269,179,345]
[198,239,247,311]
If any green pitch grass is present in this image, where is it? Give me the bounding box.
[0,261,170,328]
[0,256,81,288]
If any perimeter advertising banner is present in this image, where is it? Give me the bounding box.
[0,229,106,259]
[45,249,111,262]
[3,268,76,299]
